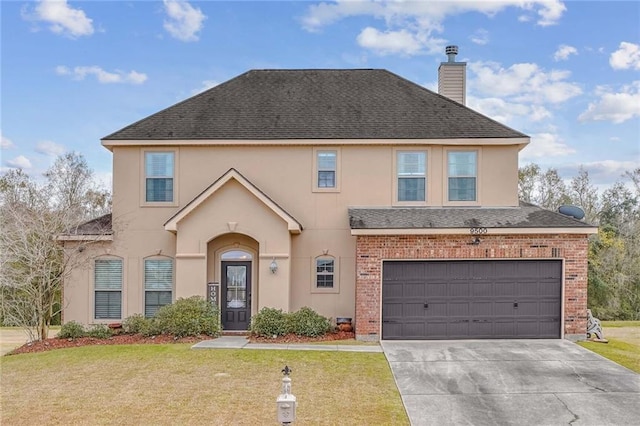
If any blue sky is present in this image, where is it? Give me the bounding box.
[1,0,639,189]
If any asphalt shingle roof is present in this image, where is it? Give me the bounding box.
[63,214,113,235]
[348,202,595,230]
[103,69,527,140]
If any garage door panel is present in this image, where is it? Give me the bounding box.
[425,282,447,297]
[425,302,447,317]
[471,301,493,316]
[382,260,562,340]
[403,282,426,297]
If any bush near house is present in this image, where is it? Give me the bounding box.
[250,306,332,338]
[59,296,221,340]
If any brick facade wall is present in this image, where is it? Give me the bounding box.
[355,234,589,341]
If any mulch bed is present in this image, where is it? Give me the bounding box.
[7,331,356,356]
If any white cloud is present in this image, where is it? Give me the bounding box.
[469,29,489,45]
[301,1,566,34]
[520,133,575,160]
[356,27,424,56]
[553,44,577,61]
[1,132,14,149]
[163,0,206,42]
[467,96,550,125]
[609,136,621,142]
[56,65,147,84]
[24,0,94,38]
[578,81,640,124]
[35,140,65,157]
[609,42,640,70]
[301,1,565,57]
[191,80,220,95]
[5,155,33,169]
[469,61,582,104]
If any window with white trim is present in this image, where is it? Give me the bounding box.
[95,259,122,319]
[144,259,173,317]
[317,150,337,188]
[145,152,174,202]
[397,151,426,202]
[448,151,477,201]
[316,257,334,288]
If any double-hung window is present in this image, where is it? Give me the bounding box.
[317,150,337,189]
[95,259,122,319]
[145,152,174,202]
[397,151,426,202]
[144,259,173,317]
[448,151,477,201]
[316,258,334,288]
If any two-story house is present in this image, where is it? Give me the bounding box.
[61,46,597,341]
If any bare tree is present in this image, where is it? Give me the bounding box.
[518,163,540,203]
[569,166,600,224]
[0,153,111,341]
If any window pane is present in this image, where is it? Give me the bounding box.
[317,275,334,288]
[318,171,336,188]
[146,178,173,202]
[95,291,121,319]
[317,151,336,170]
[398,177,425,201]
[95,259,122,290]
[398,152,425,176]
[145,291,172,318]
[449,177,477,201]
[316,259,334,273]
[145,153,174,177]
[221,250,253,260]
[145,259,173,290]
[448,152,477,176]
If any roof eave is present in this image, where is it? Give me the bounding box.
[350,227,598,236]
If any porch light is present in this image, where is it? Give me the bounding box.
[270,258,278,274]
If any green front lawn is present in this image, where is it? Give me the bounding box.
[1,344,408,425]
[578,321,640,373]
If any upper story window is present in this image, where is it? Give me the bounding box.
[448,151,477,201]
[397,151,426,202]
[95,258,123,320]
[317,150,337,189]
[145,152,174,202]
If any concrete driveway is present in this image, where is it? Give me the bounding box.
[382,340,640,426]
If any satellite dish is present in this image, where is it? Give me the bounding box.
[558,205,585,220]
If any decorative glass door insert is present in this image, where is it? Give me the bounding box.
[226,265,247,308]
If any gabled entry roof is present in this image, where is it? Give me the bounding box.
[103,69,527,141]
[164,168,303,233]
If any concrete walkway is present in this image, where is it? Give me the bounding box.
[192,336,382,352]
[382,339,640,426]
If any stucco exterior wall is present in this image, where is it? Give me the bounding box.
[354,234,589,341]
[63,141,524,326]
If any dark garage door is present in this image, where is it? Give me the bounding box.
[382,260,562,340]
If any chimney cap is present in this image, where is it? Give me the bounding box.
[445,45,459,62]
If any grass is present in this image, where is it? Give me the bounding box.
[1,344,409,425]
[578,321,640,374]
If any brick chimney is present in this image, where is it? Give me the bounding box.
[438,45,466,105]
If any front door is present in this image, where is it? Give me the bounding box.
[221,261,251,330]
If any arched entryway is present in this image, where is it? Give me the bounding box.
[207,233,258,330]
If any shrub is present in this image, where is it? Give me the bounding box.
[250,307,290,337]
[122,314,150,334]
[288,306,332,337]
[154,296,221,338]
[58,321,86,339]
[87,324,113,339]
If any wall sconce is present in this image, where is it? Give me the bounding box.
[471,237,481,246]
[270,258,278,274]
